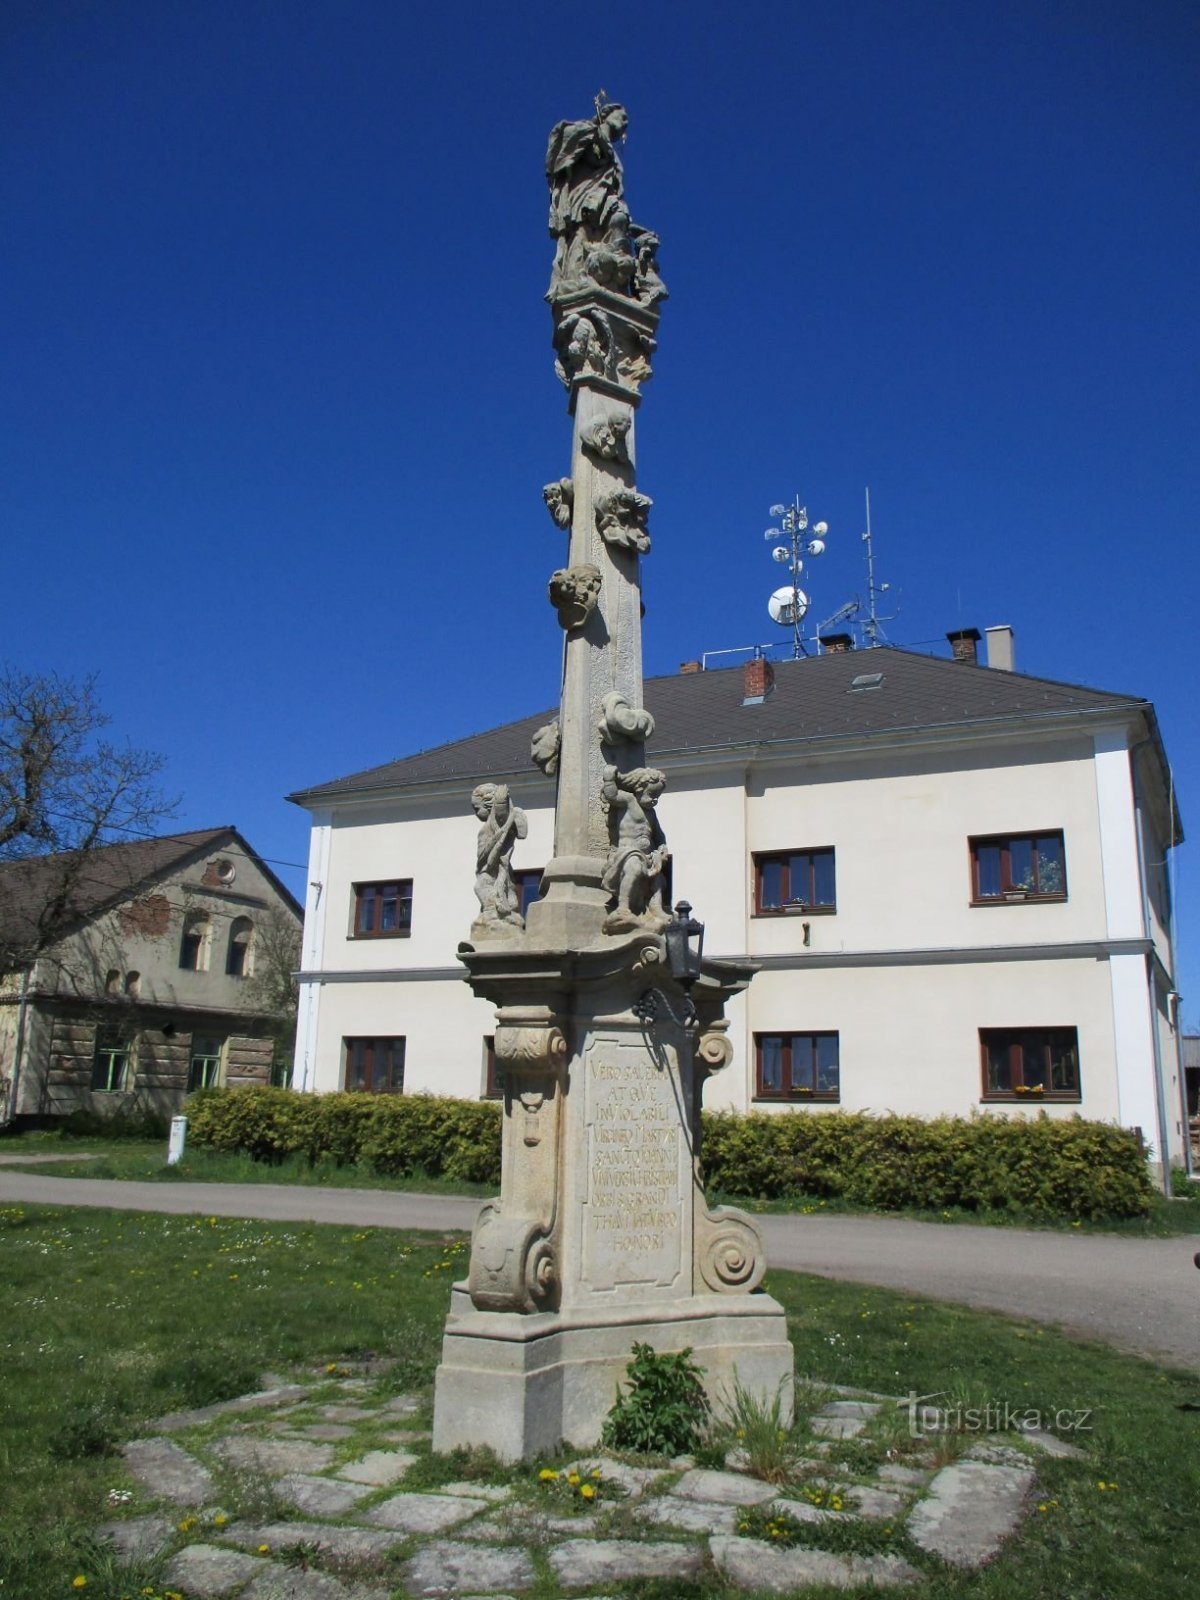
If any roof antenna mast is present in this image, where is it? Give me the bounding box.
[762,495,830,659]
[860,487,897,648]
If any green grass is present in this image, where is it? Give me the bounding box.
[5,1129,1197,1234]
[2,1202,1198,1600]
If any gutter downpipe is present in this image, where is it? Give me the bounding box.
[1131,746,1171,1193]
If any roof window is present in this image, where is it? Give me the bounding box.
[849,672,884,691]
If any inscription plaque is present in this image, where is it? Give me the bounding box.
[583,1035,688,1291]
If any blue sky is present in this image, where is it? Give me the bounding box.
[4,2,1197,1001]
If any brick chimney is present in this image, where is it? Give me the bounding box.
[743,655,775,703]
[821,633,853,654]
[946,627,982,665]
[679,660,702,674]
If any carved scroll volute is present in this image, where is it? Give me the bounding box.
[493,1022,568,1076]
[695,1204,766,1295]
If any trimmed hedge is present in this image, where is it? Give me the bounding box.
[184,1088,1153,1220]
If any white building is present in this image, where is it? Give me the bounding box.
[289,630,1187,1178]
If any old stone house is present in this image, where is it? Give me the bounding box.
[288,630,1188,1181]
[0,827,302,1125]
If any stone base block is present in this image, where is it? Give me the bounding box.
[432,1287,794,1461]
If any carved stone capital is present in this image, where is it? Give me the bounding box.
[595,489,651,556]
[548,565,602,630]
[543,478,573,530]
[493,1021,568,1074]
[696,1023,734,1073]
[597,691,655,746]
[695,1204,766,1295]
[469,1201,558,1314]
[530,720,561,776]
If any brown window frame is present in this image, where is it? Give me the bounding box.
[91,1027,132,1093]
[754,1032,840,1102]
[980,1027,1080,1102]
[753,849,836,916]
[483,1035,504,1100]
[343,1036,406,1094]
[969,832,1066,904]
[351,880,413,939]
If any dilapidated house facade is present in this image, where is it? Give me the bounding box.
[0,828,302,1125]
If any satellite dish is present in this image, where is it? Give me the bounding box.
[769,504,786,517]
[807,538,825,556]
[768,585,809,626]
[771,546,791,564]
[813,521,829,536]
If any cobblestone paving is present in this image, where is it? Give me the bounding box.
[94,1364,1076,1596]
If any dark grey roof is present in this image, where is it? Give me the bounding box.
[290,647,1146,804]
[0,827,301,964]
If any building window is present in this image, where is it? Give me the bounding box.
[755,1032,840,1100]
[179,914,212,971]
[483,1035,504,1099]
[980,1027,1080,1100]
[188,1035,223,1092]
[124,970,141,998]
[352,881,412,938]
[970,832,1066,902]
[91,1028,131,1092]
[270,1056,292,1089]
[514,869,543,920]
[754,849,836,915]
[344,1036,405,1093]
[226,917,254,977]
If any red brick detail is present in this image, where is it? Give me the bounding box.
[743,657,775,700]
[118,894,172,937]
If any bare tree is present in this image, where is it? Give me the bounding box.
[242,902,302,1077]
[0,667,175,970]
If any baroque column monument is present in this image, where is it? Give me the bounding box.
[432,97,794,1459]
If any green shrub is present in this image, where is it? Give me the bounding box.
[701,1107,1151,1220]
[601,1342,710,1456]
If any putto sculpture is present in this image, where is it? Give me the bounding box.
[595,487,652,554]
[542,478,573,529]
[470,783,527,939]
[600,764,669,932]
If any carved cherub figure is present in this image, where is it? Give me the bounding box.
[600,765,669,932]
[542,479,573,530]
[580,408,631,464]
[595,488,652,555]
[631,225,668,308]
[471,783,528,937]
[530,720,561,776]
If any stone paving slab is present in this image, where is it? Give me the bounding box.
[335,1447,417,1485]
[240,1567,390,1600]
[94,1512,174,1560]
[436,1481,515,1501]
[366,1490,490,1533]
[154,1385,310,1433]
[379,1393,421,1415]
[711,1534,920,1590]
[811,1414,867,1439]
[907,1458,1036,1568]
[878,1463,930,1486]
[548,1539,705,1586]
[1016,1427,1088,1460]
[670,1467,777,1506]
[400,1540,536,1597]
[320,1405,379,1422]
[636,1495,738,1534]
[222,1520,407,1561]
[212,1435,335,1475]
[767,1497,838,1525]
[123,1436,217,1504]
[277,1423,355,1442]
[846,1485,908,1519]
[273,1473,377,1517]
[562,1458,663,1497]
[819,1400,884,1419]
[163,1543,269,1596]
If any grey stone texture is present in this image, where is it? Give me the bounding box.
[549,1539,705,1586]
[240,1568,390,1600]
[907,1458,1037,1567]
[878,1463,930,1486]
[163,1543,268,1596]
[335,1448,417,1485]
[224,1521,405,1561]
[636,1496,738,1534]
[273,1473,376,1517]
[846,1485,908,1519]
[94,1513,173,1560]
[711,1535,921,1590]
[1017,1427,1088,1460]
[123,1436,216,1504]
[400,1541,536,1598]
[670,1467,778,1506]
[366,1490,490,1533]
[154,1384,309,1432]
[212,1435,334,1475]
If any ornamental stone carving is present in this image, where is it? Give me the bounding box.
[530,719,561,776]
[545,97,633,305]
[595,489,652,555]
[632,225,668,308]
[470,784,527,940]
[543,478,573,530]
[695,1204,767,1295]
[597,690,655,745]
[469,1202,559,1314]
[696,1024,734,1073]
[553,309,610,388]
[549,565,602,630]
[580,407,631,465]
[600,764,669,933]
[493,1023,568,1073]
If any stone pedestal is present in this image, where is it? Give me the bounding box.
[432,935,794,1459]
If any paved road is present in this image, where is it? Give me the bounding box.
[1,1169,1196,1371]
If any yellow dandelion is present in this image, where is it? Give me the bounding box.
[591,1467,602,1478]
[580,1482,596,1499]
[539,1468,558,1481]
[72,1579,87,1590]
[257,1544,270,1553]
[567,1472,581,1486]
[213,1512,227,1525]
